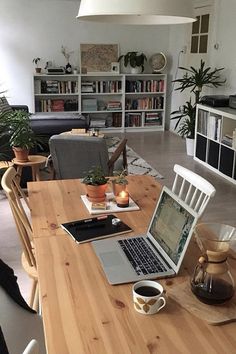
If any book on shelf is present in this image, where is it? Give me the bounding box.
[125,96,163,110]
[90,118,106,128]
[40,80,78,94]
[107,101,122,110]
[125,112,142,127]
[125,79,165,93]
[112,113,122,127]
[207,114,221,141]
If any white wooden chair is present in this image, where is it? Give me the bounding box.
[1,167,39,311]
[172,164,216,217]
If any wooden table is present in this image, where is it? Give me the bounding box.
[28,176,236,354]
[13,155,47,181]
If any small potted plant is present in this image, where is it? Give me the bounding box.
[112,169,128,196]
[2,110,37,162]
[82,166,109,202]
[33,57,42,74]
[118,51,147,74]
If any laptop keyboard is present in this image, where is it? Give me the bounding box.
[118,237,167,276]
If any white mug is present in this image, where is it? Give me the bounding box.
[132,280,166,315]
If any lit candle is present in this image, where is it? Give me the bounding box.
[116,190,129,208]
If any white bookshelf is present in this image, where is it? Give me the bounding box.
[33,73,167,132]
[194,104,236,184]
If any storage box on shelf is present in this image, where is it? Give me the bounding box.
[33,73,167,132]
[194,104,236,184]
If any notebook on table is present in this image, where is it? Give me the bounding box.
[92,186,198,285]
[61,214,132,244]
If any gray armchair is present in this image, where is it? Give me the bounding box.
[49,135,127,179]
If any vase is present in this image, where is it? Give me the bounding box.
[65,62,72,74]
[130,66,142,74]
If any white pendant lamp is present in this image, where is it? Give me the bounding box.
[77,0,196,25]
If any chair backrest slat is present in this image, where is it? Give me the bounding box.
[1,167,36,268]
[172,164,216,217]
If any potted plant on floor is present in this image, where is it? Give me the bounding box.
[171,59,226,156]
[1,110,37,162]
[82,166,109,202]
[112,169,128,196]
[118,51,147,73]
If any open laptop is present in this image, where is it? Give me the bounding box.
[92,186,198,284]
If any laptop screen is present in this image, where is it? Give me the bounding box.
[149,187,196,266]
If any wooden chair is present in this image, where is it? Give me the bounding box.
[49,134,128,179]
[1,167,38,311]
[172,164,216,217]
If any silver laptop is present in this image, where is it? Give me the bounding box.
[92,186,198,285]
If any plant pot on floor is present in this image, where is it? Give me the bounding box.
[186,138,195,156]
[12,147,29,162]
[86,184,107,203]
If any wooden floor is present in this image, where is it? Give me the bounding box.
[1,130,236,302]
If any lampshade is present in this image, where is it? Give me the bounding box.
[77,0,196,25]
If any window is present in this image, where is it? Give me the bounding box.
[190,14,210,53]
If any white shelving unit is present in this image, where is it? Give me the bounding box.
[194,104,236,184]
[33,73,167,132]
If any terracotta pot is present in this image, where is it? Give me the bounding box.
[86,184,107,203]
[35,68,42,74]
[112,181,127,196]
[12,147,29,162]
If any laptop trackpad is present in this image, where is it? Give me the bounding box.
[100,252,124,267]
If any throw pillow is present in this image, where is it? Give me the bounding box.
[0,97,13,117]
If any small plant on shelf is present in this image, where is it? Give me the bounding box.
[118,51,147,73]
[32,57,42,73]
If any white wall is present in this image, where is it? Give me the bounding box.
[1,0,235,129]
[0,0,170,112]
[169,0,236,132]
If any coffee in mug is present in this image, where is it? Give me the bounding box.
[132,280,166,315]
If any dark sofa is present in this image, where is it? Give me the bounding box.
[30,114,90,152]
[3,106,90,185]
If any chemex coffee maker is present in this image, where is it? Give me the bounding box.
[191,223,236,305]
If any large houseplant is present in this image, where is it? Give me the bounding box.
[82,166,109,202]
[118,51,147,73]
[171,59,226,155]
[1,110,38,162]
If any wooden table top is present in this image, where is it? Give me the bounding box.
[28,176,236,354]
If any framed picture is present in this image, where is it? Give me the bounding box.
[111,62,120,74]
[80,43,119,74]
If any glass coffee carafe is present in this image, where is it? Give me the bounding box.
[191,223,236,305]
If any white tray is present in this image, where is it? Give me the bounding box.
[81,192,140,215]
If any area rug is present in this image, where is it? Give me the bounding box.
[106,136,163,179]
